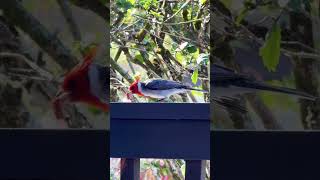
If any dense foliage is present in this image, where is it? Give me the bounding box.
[212,0,320,130]
[110,0,210,102]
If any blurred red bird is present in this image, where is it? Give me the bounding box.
[52,46,109,120]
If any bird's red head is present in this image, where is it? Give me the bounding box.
[61,45,98,102]
[129,81,139,94]
[129,74,143,96]
[52,45,109,120]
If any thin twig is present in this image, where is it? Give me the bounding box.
[0,52,55,80]
[214,8,320,60]
[164,0,191,22]
[57,0,82,41]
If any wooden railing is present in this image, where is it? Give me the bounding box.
[110,103,210,180]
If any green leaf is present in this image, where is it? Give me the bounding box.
[199,0,207,5]
[175,52,184,64]
[259,24,281,72]
[138,0,159,10]
[190,48,200,61]
[161,168,168,176]
[191,68,198,84]
[186,45,197,53]
[163,35,173,50]
[128,0,135,4]
[150,10,163,18]
[135,54,144,63]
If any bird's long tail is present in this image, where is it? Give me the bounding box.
[188,87,209,93]
[243,82,316,100]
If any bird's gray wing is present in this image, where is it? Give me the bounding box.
[89,64,108,103]
[143,79,189,90]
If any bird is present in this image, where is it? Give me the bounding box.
[212,63,316,112]
[129,75,207,101]
[52,46,109,120]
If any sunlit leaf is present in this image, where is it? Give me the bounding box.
[259,24,281,72]
[163,35,173,50]
[191,68,198,84]
[200,0,207,6]
[128,0,135,4]
[123,9,134,24]
[192,87,203,97]
[192,48,200,60]
[138,0,159,10]
[175,52,184,64]
[150,10,163,19]
[161,168,168,176]
[135,54,144,63]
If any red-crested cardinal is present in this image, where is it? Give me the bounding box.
[129,75,207,100]
[52,46,108,120]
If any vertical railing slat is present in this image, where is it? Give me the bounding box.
[185,160,206,180]
[120,158,140,180]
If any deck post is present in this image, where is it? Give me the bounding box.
[120,158,140,180]
[185,160,207,180]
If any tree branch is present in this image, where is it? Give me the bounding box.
[57,0,82,41]
[0,0,78,70]
[69,0,109,21]
[110,57,134,84]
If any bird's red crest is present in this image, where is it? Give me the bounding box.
[63,45,98,84]
[52,45,107,121]
[61,45,99,95]
[129,80,144,96]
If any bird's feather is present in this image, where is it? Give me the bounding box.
[143,78,190,90]
[212,64,316,100]
[88,64,108,104]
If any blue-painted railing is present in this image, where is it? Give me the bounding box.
[110,103,210,180]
